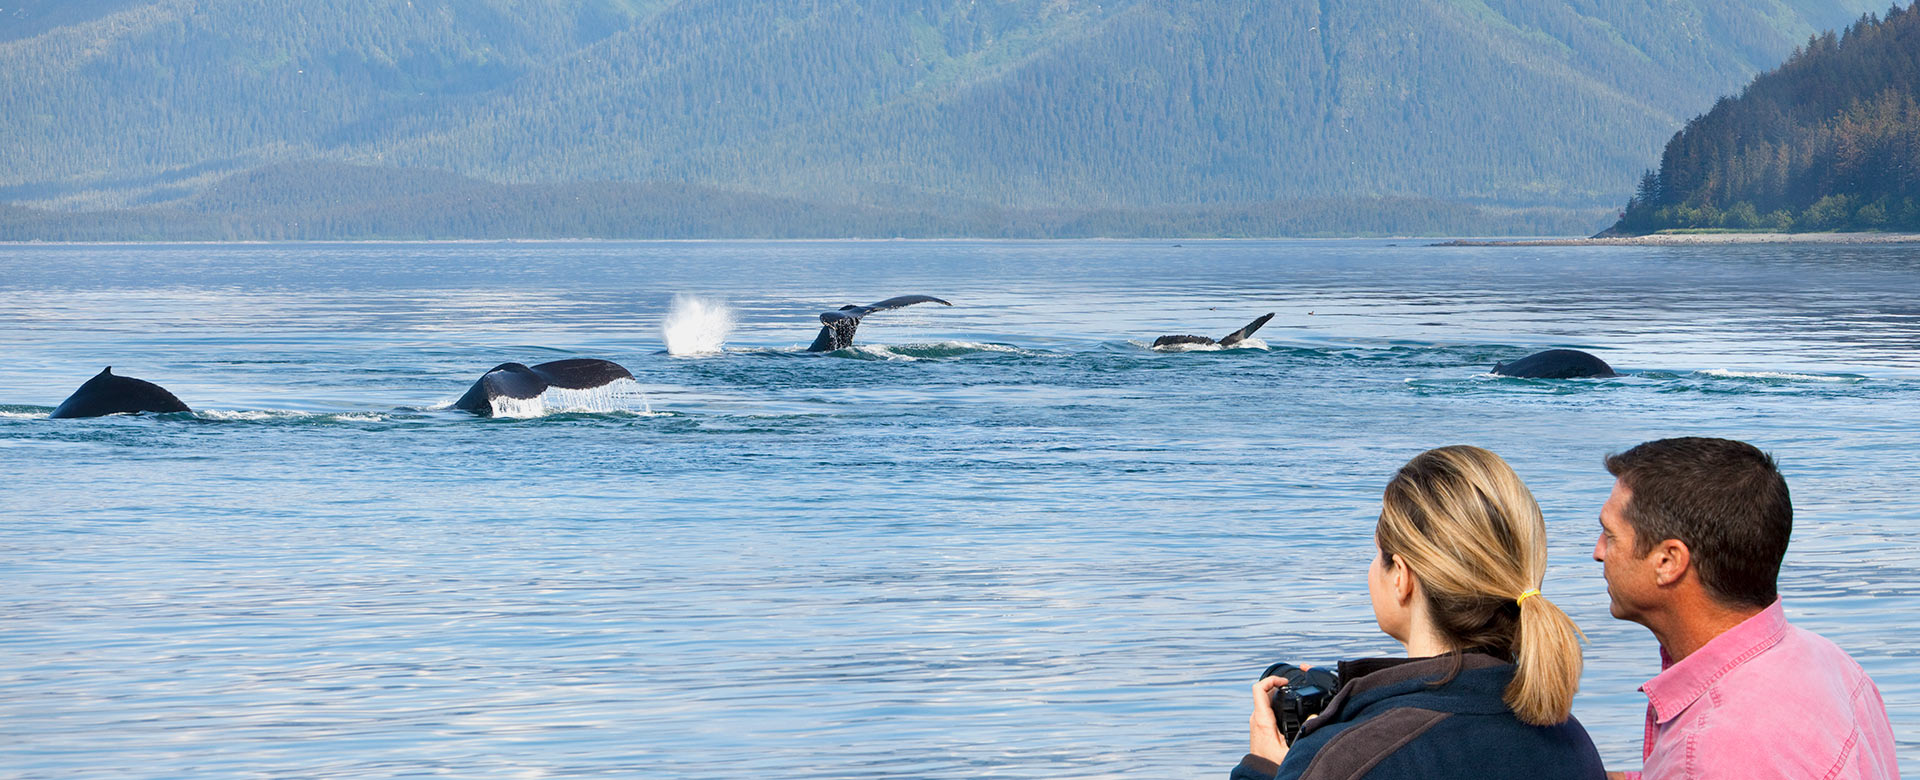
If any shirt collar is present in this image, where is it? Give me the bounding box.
[1639,598,1789,723]
[1300,652,1509,740]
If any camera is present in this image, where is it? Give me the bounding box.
[1258,662,1341,743]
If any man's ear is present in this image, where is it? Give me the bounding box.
[1649,538,1692,587]
[1390,553,1418,605]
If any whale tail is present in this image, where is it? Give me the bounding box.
[1217,313,1275,347]
[807,295,952,352]
[453,358,635,416]
[529,358,635,389]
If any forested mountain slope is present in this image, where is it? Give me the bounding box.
[0,0,1886,236]
[1609,4,1920,234]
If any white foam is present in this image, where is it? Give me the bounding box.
[487,379,654,418]
[662,294,734,356]
[954,341,1026,353]
[0,410,48,419]
[196,409,280,421]
[194,410,392,422]
[849,345,917,361]
[842,341,1036,360]
[917,340,1041,355]
[1150,337,1269,352]
[1696,369,1862,383]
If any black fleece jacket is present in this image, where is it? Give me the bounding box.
[1231,653,1604,780]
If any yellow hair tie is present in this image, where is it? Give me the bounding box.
[1516,588,1541,606]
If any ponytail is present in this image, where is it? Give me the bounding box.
[1377,446,1587,726]
[1507,589,1585,725]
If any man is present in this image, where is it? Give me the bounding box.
[1594,437,1898,779]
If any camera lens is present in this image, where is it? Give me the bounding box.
[1257,663,1341,743]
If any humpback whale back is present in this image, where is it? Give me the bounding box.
[807,295,952,352]
[49,367,191,418]
[453,358,636,416]
[1492,349,1617,379]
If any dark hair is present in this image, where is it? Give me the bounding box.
[1604,437,1791,608]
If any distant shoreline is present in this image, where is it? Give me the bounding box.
[1438,232,1920,247]
[8,232,1920,247]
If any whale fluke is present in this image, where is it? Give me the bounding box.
[452,358,635,417]
[1217,313,1276,346]
[1153,312,1276,348]
[1492,349,1617,379]
[50,367,191,418]
[807,295,953,352]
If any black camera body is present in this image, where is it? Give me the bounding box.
[1259,662,1342,743]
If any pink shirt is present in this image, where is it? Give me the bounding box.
[1625,600,1899,780]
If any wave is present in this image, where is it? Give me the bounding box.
[698,340,1616,366]
[0,408,202,421]
[193,409,404,423]
[1470,371,1623,381]
[1141,337,1270,352]
[1694,369,1868,383]
[816,341,1051,361]
[196,409,292,421]
[12,403,671,425]
[1402,377,1624,396]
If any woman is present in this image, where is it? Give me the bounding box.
[1232,446,1604,780]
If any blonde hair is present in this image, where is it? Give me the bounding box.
[1375,446,1585,726]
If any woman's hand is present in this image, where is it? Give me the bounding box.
[1248,675,1291,763]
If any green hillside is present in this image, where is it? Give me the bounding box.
[0,160,1606,241]
[0,0,1886,237]
[1609,5,1920,234]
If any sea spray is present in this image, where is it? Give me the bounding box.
[488,380,652,418]
[663,294,735,356]
[1148,337,1269,352]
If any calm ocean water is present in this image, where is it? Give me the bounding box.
[1,240,1915,778]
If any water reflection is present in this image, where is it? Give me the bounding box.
[0,240,1915,777]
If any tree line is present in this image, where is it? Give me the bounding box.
[0,162,1601,241]
[1610,4,1920,234]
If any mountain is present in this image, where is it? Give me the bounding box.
[1608,4,1920,234]
[0,0,1888,238]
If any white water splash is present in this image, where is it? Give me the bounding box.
[1148,337,1269,352]
[837,341,1041,361]
[487,379,654,418]
[187,410,394,422]
[663,294,735,356]
[196,410,281,421]
[1697,369,1864,383]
